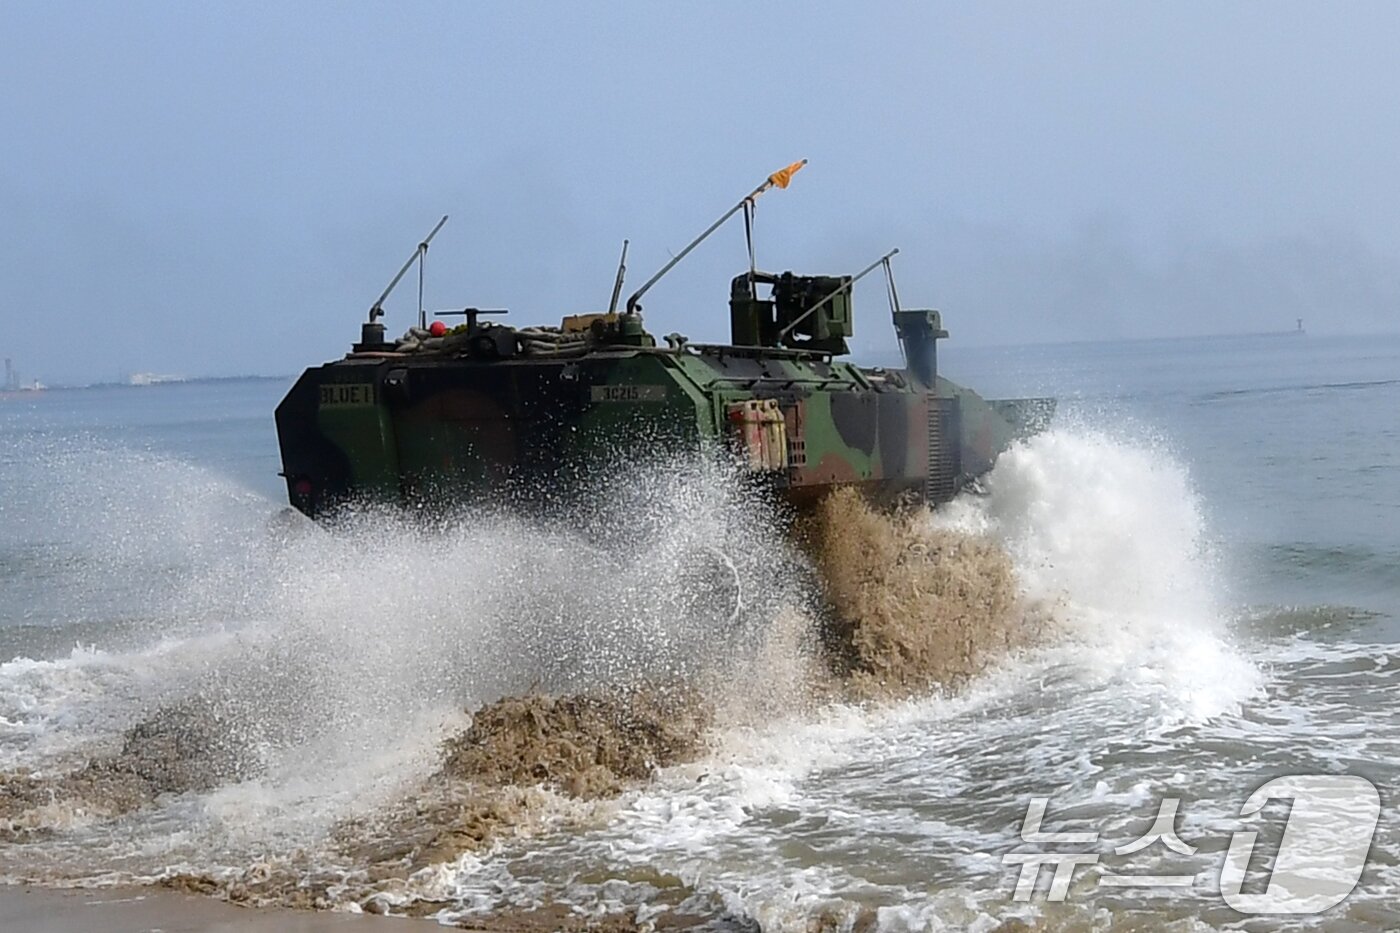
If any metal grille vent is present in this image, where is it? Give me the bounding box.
[926,397,959,503]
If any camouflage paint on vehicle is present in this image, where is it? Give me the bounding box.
[276,268,1051,520]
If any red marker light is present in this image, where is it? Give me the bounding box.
[429,320,448,337]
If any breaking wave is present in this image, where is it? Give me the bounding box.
[937,427,1263,726]
[0,425,1268,927]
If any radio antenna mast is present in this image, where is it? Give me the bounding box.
[608,239,629,313]
[625,159,806,314]
[882,253,905,365]
[368,215,449,325]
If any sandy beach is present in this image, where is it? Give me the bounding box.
[0,885,412,933]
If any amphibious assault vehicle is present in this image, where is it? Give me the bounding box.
[276,164,1050,520]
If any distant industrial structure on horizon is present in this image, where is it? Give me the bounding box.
[2,358,45,393]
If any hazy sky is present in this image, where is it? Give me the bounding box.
[4,2,1400,384]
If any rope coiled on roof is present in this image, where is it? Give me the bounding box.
[515,326,591,358]
[392,324,595,358]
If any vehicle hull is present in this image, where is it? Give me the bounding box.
[275,346,1051,519]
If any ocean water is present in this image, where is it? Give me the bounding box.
[0,333,1396,930]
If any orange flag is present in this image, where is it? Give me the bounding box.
[767,159,807,189]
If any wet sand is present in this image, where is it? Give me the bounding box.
[0,885,414,932]
[0,886,678,932]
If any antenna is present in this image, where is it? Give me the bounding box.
[368,215,449,324]
[608,239,630,313]
[777,248,899,343]
[418,234,427,330]
[882,254,906,365]
[882,253,903,318]
[626,159,806,314]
